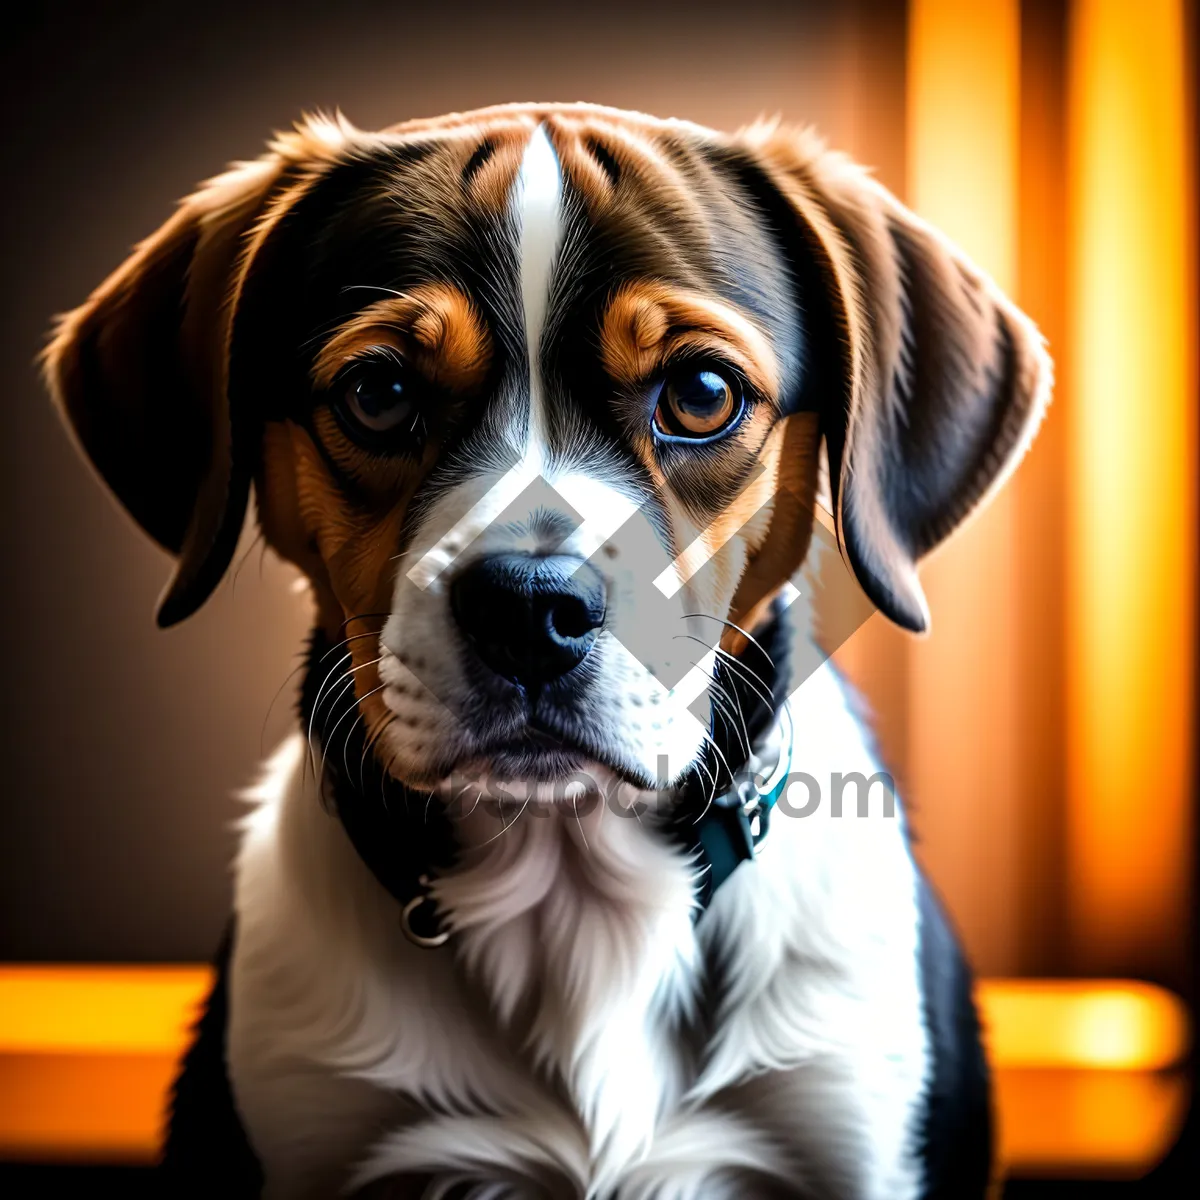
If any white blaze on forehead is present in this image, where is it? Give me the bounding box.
[408,125,638,592]
[514,123,564,459]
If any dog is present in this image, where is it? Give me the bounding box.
[45,102,1050,1199]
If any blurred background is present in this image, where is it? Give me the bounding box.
[0,0,1194,1193]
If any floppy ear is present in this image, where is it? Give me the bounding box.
[42,154,291,626]
[735,124,1052,633]
[42,116,358,627]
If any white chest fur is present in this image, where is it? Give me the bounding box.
[227,663,929,1200]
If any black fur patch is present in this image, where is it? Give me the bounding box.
[160,922,263,1196]
[914,875,994,1198]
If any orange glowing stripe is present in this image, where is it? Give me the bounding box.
[1065,0,1196,973]
[0,967,1192,1171]
[0,967,210,1162]
[904,0,1025,973]
[0,1054,179,1162]
[994,1068,1189,1178]
[907,0,1019,287]
[3,968,1189,1072]
[0,966,209,1054]
[976,978,1190,1070]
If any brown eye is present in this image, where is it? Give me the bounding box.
[653,366,743,442]
[339,363,415,435]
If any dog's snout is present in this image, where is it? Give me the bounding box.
[450,553,606,687]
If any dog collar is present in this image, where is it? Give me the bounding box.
[666,597,794,915]
[300,600,792,947]
[683,713,793,910]
[298,631,457,946]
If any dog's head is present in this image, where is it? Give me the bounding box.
[45,103,1049,794]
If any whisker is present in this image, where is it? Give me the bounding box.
[336,663,389,782]
[340,613,392,629]
[229,531,266,600]
[455,779,485,822]
[680,650,750,755]
[306,657,352,781]
[340,283,409,300]
[714,647,776,713]
[314,671,359,752]
[478,791,530,846]
[321,679,389,781]
[322,630,387,656]
[306,634,389,774]
[260,654,310,756]
[691,730,735,826]
[308,655,383,779]
[298,311,358,352]
[341,711,367,780]
[573,789,590,854]
[461,784,481,820]
[676,632,775,710]
[707,679,751,762]
[681,612,776,670]
[688,750,719,819]
[359,711,397,791]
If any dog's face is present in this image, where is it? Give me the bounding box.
[45,103,1050,796]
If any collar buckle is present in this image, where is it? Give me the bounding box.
[399,875,449,948]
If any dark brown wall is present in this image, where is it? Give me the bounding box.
[0,0,903,961]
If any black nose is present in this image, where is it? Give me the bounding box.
[450,553,606,687]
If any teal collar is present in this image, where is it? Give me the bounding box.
[690,725,792,908]
[671,598,795,915]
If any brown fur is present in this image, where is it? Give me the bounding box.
[599,281,780,399]
[312,287,492,395]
